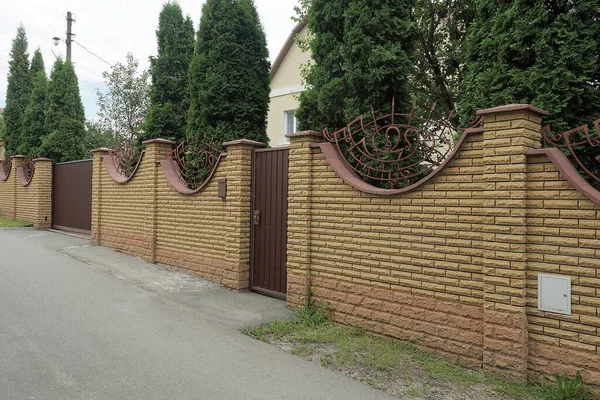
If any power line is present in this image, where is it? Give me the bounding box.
[72,40,112,67]
[27,19,63,48]
[77,64,104,77]
[77,61,105,74]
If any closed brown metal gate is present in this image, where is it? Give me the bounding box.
[251,147,289,298]
[53,160,93,235]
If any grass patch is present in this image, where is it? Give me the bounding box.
[244,298,587,400]
[0,216,31,227]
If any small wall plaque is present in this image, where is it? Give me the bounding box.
[218,178,227,199]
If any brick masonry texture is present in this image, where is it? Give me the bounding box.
[287,106,600,384]
[0,156,52,229]
[526,154,600,385]
[89,104,600,384]
[92,141,256,291]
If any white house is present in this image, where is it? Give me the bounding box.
[266,23,311,146]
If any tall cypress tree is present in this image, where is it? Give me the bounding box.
[29,48,45,79]
[39,59,86,162]
[18,67,48,156]
[3,25,31,156]
[141,3,195,144]
[297,0,417,132]
[460,0,600,131]
[187,0,271,145]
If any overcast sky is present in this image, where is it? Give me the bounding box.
[0,0,299,118]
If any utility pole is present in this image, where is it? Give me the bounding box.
[66,11,74,62]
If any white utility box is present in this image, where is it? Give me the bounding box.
[537,274,571,315]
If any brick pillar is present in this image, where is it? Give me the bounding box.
[32,157,53,229]
[0,140,5,160]
[223,139,264,290]
[1,155,17,219]
[477,104,548,379]
[11,155,25,219]
[286,131,323,307]
[142,139,175,263]
[90,148,111,245]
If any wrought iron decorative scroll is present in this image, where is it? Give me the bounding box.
[22,157,35,184]
[169,136,223,190]
[109,140,143,180]
[323,99,474,189]
[542,120,600,185]
[0,158,11,180]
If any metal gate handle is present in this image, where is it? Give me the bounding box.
[253,210,260,225]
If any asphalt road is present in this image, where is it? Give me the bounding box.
[0,228,393,400]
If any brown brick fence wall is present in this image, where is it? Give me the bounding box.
[286,105,600,384]
[0,154,52,229]
[87,103,600,384]
[91,139,262,290]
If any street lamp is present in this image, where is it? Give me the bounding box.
[52,37,60,46]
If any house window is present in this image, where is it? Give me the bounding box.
[284,110,297,143]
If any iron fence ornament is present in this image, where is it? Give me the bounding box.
[1,158,11,179]
[323,99,463,189]
[542,120,600,184]
[109,141,142,180]
[169,136,222,191]
[22,158,35,184]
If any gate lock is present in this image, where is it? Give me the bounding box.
[253,210,260,226]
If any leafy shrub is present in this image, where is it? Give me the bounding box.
[294,292,331,328]
[552,372,593,400]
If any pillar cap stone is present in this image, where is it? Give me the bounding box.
[142,138,176,145]
[222,139,266,148]
[476,104,549,117]
[285,130,323,139]
[32,157,52,162]
[90,147,112,154]
[10,155,26,159]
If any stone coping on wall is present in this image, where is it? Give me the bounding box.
[102,151,146,184]
[285,130,324,139]
[526,148,600,205]
[142,138,176,145]
[222,139,266,147]
[476,104,550,117]
[160,153,227,195]
[309,127,484,195]
[96,138,265,188]
[90,147,112,154]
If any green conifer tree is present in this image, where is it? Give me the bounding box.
[460,0,600,187]
[141,3,195,144]
[18,69,48,156]
[0,116,5,142]
[3,25,31,156]
[187,0,271,145]
[460,0,600,131]
[296,0,417,132]
[29,48,45,79]
[39,59,86,162]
